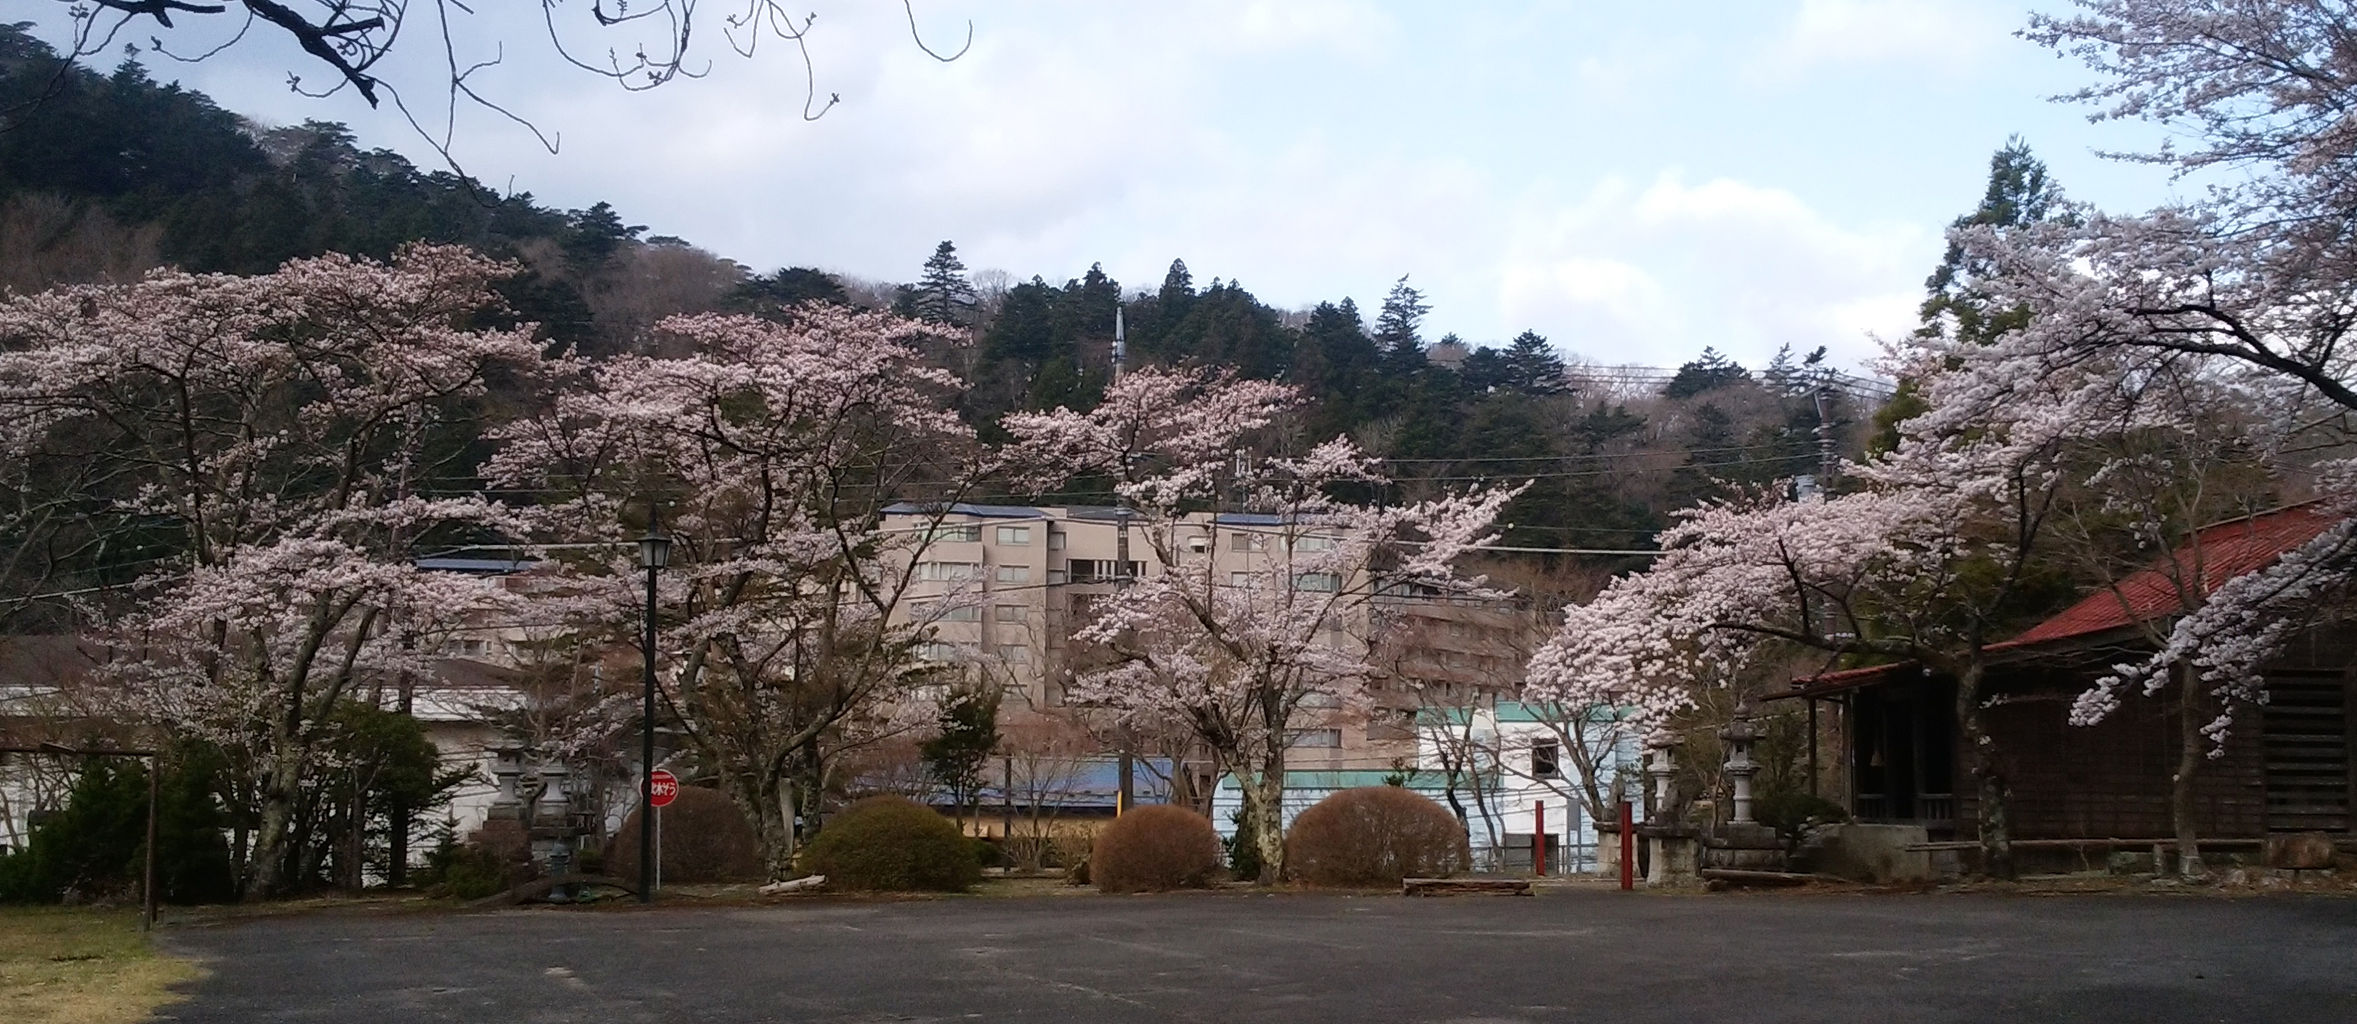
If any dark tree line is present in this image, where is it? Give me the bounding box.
[0,28,1870,568]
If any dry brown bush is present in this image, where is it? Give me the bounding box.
[1092,805,1221,893]
[1285,787,1470,887]
[604,785,766,884]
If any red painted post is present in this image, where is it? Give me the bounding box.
[1618,800,1635,890]
[1534,800,1546,877]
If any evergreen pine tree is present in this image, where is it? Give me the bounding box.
[912,240,979,325]
[1373,274,1430,356]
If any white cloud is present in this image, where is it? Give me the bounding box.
[1496,173,1931,370]
[1750,0,2005,81]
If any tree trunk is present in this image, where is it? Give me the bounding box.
[1955,660,2014,879]
[2171,662,2207,879]
[735,769,797,882]
[243,754,307,898]
[1245,762,1287,884]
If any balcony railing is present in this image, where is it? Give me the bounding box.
[1854,792,1955,826]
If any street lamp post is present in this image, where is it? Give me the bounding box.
[637,511,671,905]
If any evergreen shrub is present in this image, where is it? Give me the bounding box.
[604,785,765,884]
[1092,805,1222,893]
[1285,787,1469,887]
[797,795,980,892]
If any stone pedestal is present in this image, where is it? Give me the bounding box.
[1703,820,1787,872]
[1643,826,1700,887]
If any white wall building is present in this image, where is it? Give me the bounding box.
[1209,701,1642,874]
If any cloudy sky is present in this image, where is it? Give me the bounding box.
[42,1,2181,372]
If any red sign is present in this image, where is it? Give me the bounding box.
[648,768,680,808]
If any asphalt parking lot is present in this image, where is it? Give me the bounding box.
[156,889,2357,1023]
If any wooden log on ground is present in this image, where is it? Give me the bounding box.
[1402,877,1532,897]
[466,873,641,908]
[1699,868,1820,888]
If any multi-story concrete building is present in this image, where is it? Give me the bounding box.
[881,502,1528,775]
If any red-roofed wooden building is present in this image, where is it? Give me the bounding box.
[1777,503,2356,851]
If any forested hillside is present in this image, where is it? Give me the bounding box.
[0,24,1887,565]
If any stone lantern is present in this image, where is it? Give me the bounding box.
[1720,701,1762,826]
[1644,728,1680,825]
[488,742,527,820]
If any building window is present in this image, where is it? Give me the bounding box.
[995,525,1032,545]
[1230,532,1256,552]
[931,523,981,543]
[1294,535,1337,553]
[1186,534,1209,554]
[1048,530,1066,550]
[1532,740,1560,778]
[1295,572,1340,592]
[1229,571,1255,588]
[917,561,980,581]
[1068,559,1140,583]
[995,565,1032,584]
[918,642,968,662]
[997,644,1032,665]
[1287,728,1343,748]
[994,604,1026,622]
[922,603,980,622]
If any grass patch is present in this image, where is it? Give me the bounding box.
[0,908,199,1024]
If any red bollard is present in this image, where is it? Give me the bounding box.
[1618,800,1635,890]
[1534,800,1546,877]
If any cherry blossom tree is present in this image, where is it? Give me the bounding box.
[0,244,546,896]
[1865,4,2357,866]
[486,306,986,878]
[1529,326,2204,876]
[1005,367,1521,883]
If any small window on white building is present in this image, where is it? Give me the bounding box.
[931,523,981,543]
[996,565,1032,584]
[996,525,1032,545]
[1186,534,1209,555]
[995,604,1026,622]
[1295,572,1340,593]
[918,561,980,581]
[1230,532,1257,552]
[1047,530,1067,551]
[1294,535,1338,553]
[1532,740,1560,778]
[997,644,1032,665]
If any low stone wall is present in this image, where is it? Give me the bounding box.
[1809,823,1931,884]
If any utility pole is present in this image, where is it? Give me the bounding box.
[1112,301,1135,815]
[1813,386,1839,492]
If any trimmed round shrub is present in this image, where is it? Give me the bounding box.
[1092,805,1222,893]
[1285,787,1469,887]
[797,796,982,892]
[605,785,766,884]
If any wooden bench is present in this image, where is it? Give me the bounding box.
[1402,877,1532,897]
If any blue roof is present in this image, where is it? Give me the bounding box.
[1213,769,1495,792]
[881,502,1045,520]
[1212,512,1291,526]
[908,757,1176,809]
[1416,702,1630,726]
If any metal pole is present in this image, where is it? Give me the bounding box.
[641,557,658,905]
[143,756,158,931]
[654,804,662,895]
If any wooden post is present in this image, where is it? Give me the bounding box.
[1534,800,1546,877]
[1618,800,1634,891]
